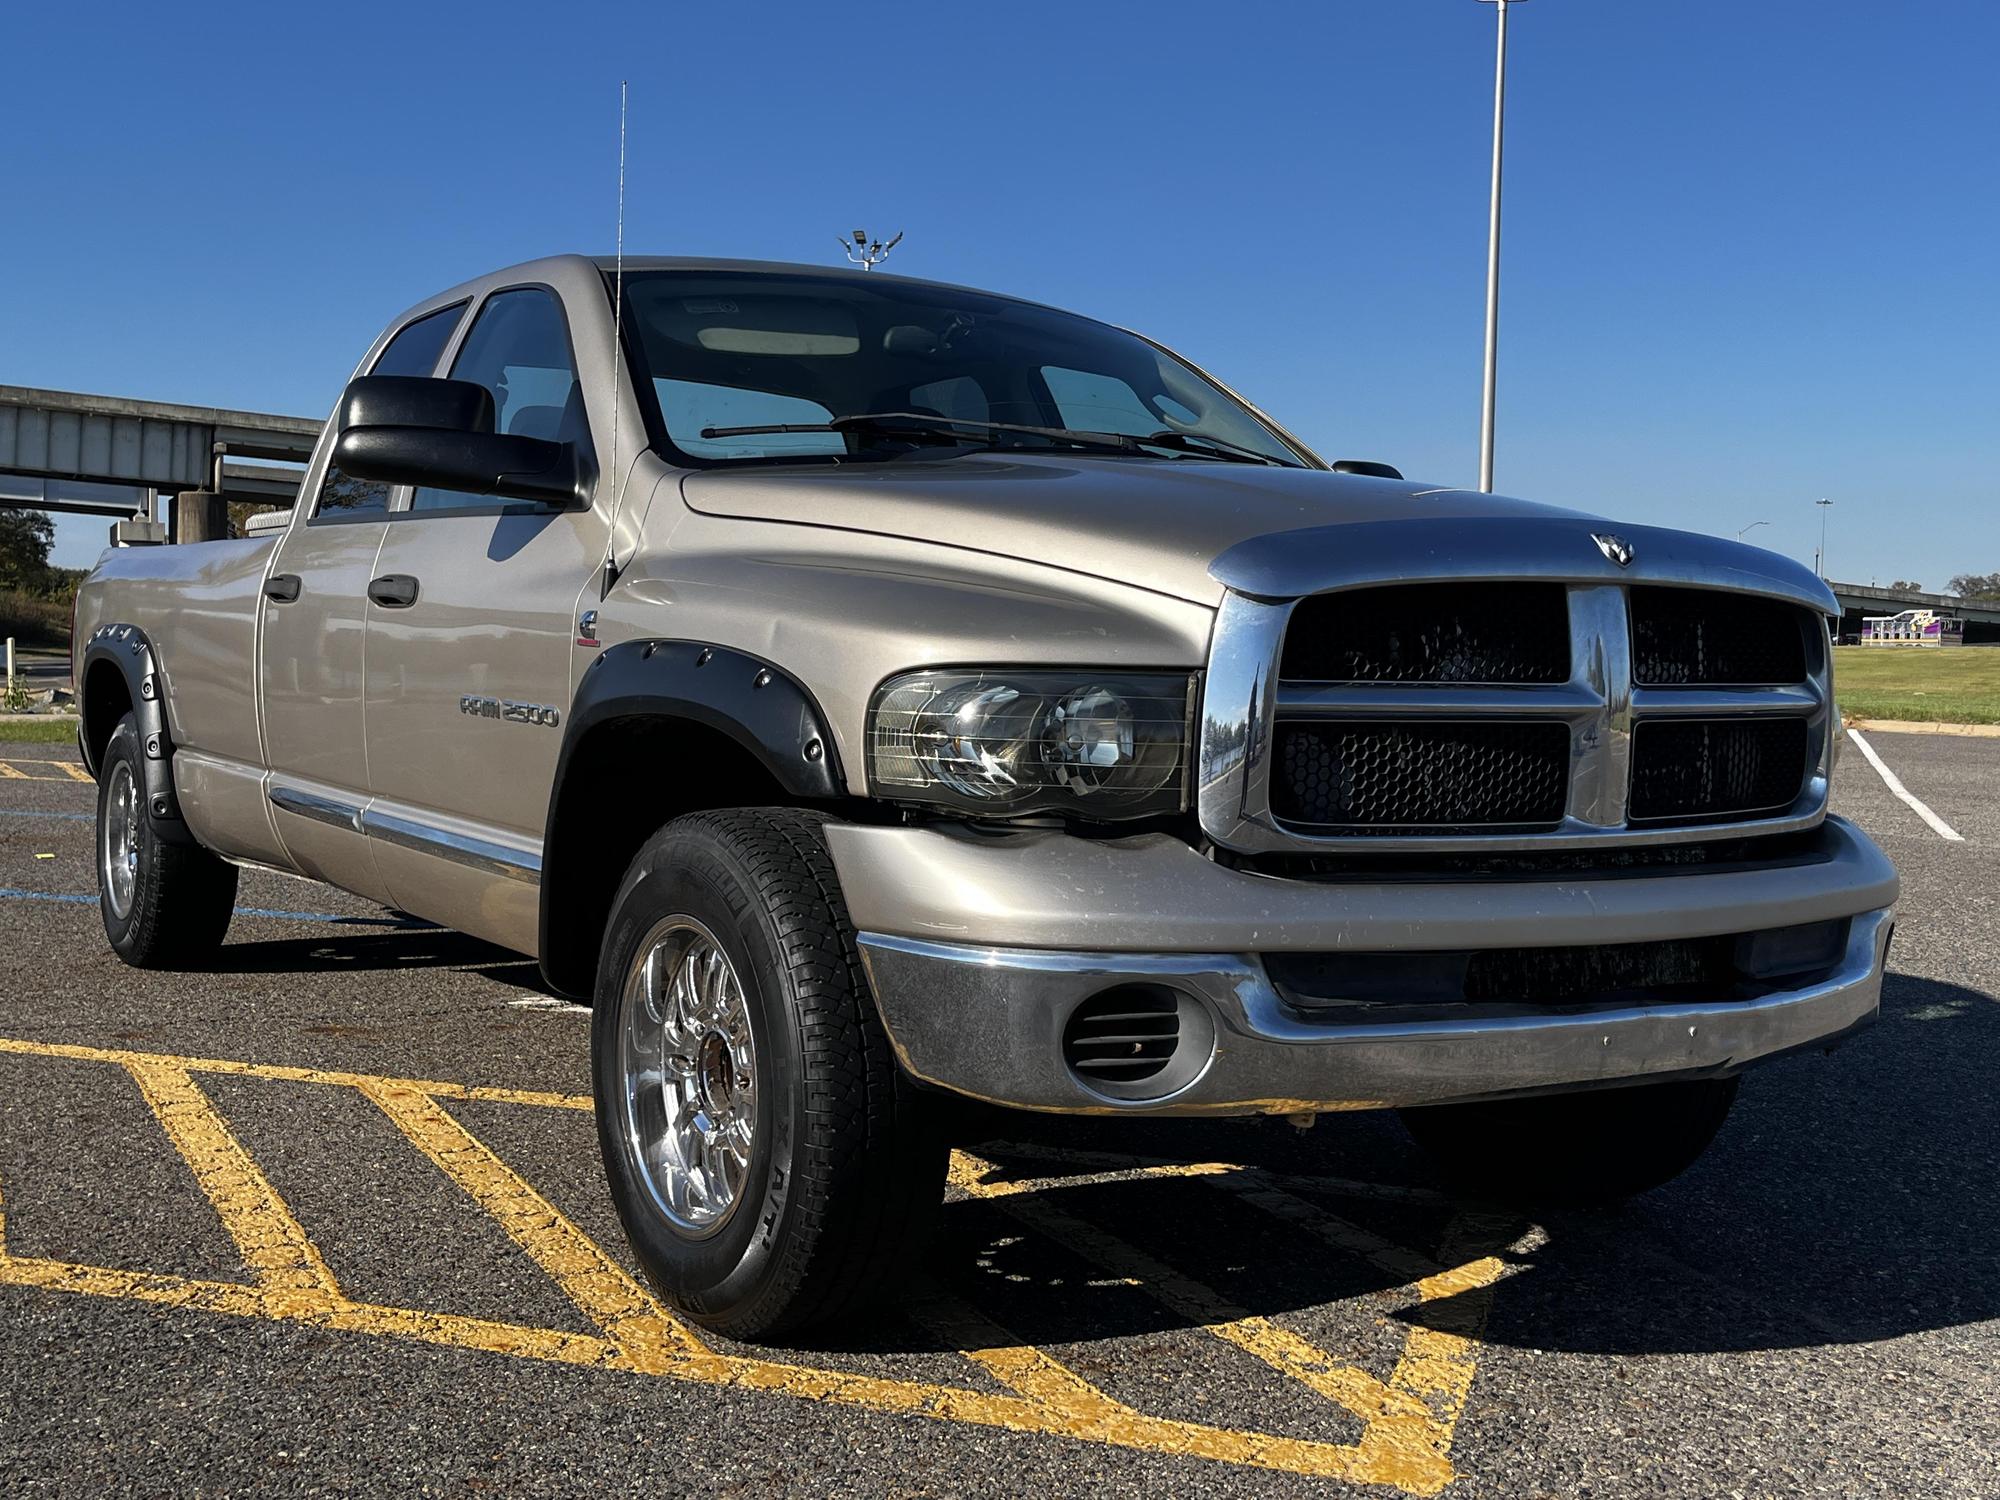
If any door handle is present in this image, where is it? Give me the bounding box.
[264,573,302,603]
[367,574,420,609]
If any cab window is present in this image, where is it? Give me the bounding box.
[312,303,463,520]
[410,288,586,513]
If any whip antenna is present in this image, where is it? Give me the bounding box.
[610,79,628,516]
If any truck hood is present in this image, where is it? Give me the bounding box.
[680,452,1836,613]
[681,454,1593,606]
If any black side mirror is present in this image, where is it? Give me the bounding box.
[1330,459,1405,480]
[332,375,593,508]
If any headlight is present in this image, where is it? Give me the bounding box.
[868,669,1195,818]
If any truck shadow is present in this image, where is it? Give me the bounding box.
[1415,969,2000,1356]
[818,968,1999,1362]
[198,927,543,988]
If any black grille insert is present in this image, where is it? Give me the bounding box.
[1281,583,1571,684]
[1267,920,1847,1013]
[1272,721,1570,829]
[1630,718,1810,823]
[1631,587,1811,685]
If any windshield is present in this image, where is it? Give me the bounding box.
[617,269,1313,469]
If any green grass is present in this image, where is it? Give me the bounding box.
[0,717,81,747]
[1834,646,2000,725]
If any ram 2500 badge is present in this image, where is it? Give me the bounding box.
[74,256,1897,1338]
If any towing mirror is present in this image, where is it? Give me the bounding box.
[331,375,593,508]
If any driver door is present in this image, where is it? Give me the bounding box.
[360,285,608,953]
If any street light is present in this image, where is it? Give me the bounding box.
[840,229,903,271]
[1476,0,1527,493]
[1815,497,1834,578]
[1737,520,1769,540]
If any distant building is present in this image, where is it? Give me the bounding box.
[1859,609,1965,647]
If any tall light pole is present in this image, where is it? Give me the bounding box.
[1815,497,1834,578]
[1476,0,1526,493]
[1737,520,1769,540]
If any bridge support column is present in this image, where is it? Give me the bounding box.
[172,489,229,543]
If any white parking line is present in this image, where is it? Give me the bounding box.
[506,997,592,1016]
[1848,729,1965,843]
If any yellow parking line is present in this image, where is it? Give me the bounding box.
[973,1137,1452,1205]
[1197,1169,1519,1459]
[0,1037,1493,1494]
[355,1078,719,1374]
[122,1059,343,1309]
[0,1035,593,1112]
[951,1151,1453,1493]
[0,759,90,783]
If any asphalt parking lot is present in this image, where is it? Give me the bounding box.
[0,732,1994,1498]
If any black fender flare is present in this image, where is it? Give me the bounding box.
[537,640,845,985]
[77,623,196,845]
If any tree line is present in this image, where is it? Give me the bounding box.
[1947,573,2000,600]
[1,507,87,605]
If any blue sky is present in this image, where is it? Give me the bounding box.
[6,0,1995,585]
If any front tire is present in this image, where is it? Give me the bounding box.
[1398,1076,1739,1207]
[592,807,946,1340]
[97,715,238,967]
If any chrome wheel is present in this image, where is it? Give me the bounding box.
[618,916,758,1237]
[101,760,140,920]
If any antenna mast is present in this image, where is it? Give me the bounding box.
[610,80,628,515]
[840,229,903,270]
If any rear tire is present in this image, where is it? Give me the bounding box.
[1398,1076,1739,1207]
[591,807,945,1341]
[96,715,238,968]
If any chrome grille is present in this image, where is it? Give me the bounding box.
[1200,573,1832,854]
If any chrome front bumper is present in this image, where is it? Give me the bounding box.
[826,816,1898,1116]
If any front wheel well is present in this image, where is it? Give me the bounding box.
[538,715,858,998]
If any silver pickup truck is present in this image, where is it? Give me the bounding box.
[74,254,1898,1338]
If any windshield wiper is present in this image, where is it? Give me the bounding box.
[699,412,1298,467]
[1136,430,1288,466]
[699,412,1143,456]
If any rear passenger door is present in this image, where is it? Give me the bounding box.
[360,284,609,952]
[260,302,463,902]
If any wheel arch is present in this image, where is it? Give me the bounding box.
[76,624,196,844]
[538,641,853,998]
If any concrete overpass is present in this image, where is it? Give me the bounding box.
[1826,581,2000,644]
[0,385,322,541]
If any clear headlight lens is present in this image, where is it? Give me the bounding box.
[868,669,1195,818]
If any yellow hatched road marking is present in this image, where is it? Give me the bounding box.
[950,1151,1449,1488]
[354,1078,718,1375]
[0,1037,1504,1495]
[123,1060,343,1309]
[1194,1166,1517,1460]
[0,759,91,783]
[967,1137,1454,1205]
[0,1035,593,1111]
